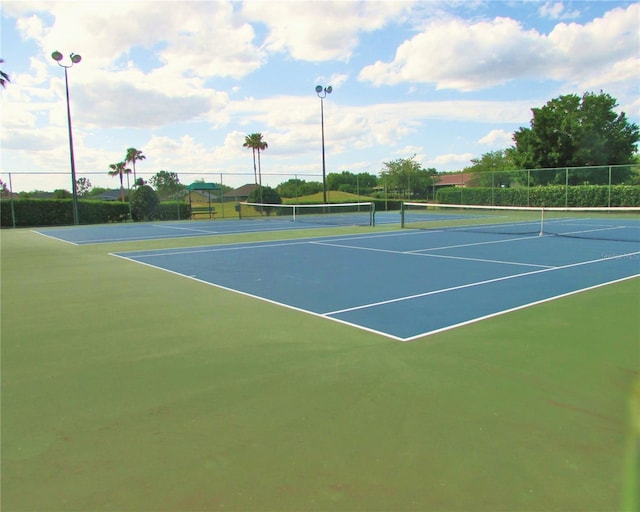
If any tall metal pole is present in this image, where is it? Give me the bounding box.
[320,96,326,204]
[315,85,332,204]
[52,51,81,225]
[63,67,79,225]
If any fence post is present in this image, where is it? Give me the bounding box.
[491,172,495,206]
[9,173,16,228]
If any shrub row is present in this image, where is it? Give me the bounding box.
[1,199,191,227]
[435,185,640,207]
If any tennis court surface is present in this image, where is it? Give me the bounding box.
[33,201,391,245]
[33,217,332,244]
[113,227,640,341]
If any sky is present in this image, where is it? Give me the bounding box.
[1,0,639,193]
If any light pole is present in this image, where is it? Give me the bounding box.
[51,51,82,225]
[315,84,332,204]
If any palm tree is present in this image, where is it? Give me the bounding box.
[0,59,10,88]
[243,134,259,185]
[125,147,145,185]
[108,161,132,202]
[242,133,268,187]
[256,135,268,188]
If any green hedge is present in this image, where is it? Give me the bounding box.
[1,199,190,227]
[156,202,191,221]
[372,199,402,212]
[435,185,640,207]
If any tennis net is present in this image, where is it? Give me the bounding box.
[238,201,375,226]
[401,202,640,242]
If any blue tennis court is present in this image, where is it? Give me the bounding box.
[112,229,640,341]
[32,219,328,244]
[33,212,400,245]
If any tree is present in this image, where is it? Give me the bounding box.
[256,135,268,187]
[275,178,323,198]
[248,186,281,205]
[326,171,378,195]
[76,177,92,197]
[149,170,185,200]
[130,185,160,221]
[0,59,9,89]
[511,91,639,184]
[108,161,132,202]
[463,150,520,187]
[88,186,109,197]
[125,148,145,185]
[243,133,268,186]
[380,157,436,199]
[53,189,71,199]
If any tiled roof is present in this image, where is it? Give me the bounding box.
[223,183,258,197]
[434,173,472,186]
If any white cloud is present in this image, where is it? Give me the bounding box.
[10,1,266,79]
[547,5,640,88]
[428,153,475,166]
[243,0,411,62]
[359,16,549,91]
[478,129,513,146]
[3,1,637,192]
[539,2,580,20]
[359,4,638,92]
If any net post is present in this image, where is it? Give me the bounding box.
[371,202,375,227]
[539,207,544,236]
[400,202,405,228]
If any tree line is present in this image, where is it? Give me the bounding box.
[77,90,640,201]
[4,90,638,202]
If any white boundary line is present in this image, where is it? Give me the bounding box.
[116,229,425,258]
[31,229,79,245]
[400,274,640,342]
[110,251,406,341]
[323,251,640,316]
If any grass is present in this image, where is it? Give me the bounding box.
[190,191,373,220]
[1,226,638,511]
[282,191,374,204]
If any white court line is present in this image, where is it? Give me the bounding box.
[117,229,428,258]
[400,274,640,342]
[125,239,313,258]
[323,250,640,316]
[151,224,220,234]
[407,234,544,252]
[32,230,79,245]
[311,240,553,268]
[554,225,637,237]
[131,232,545,267]
[110,251,405,341]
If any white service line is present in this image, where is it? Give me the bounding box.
[310,240,553,268]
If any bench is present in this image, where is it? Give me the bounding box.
[190,205,216,219]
